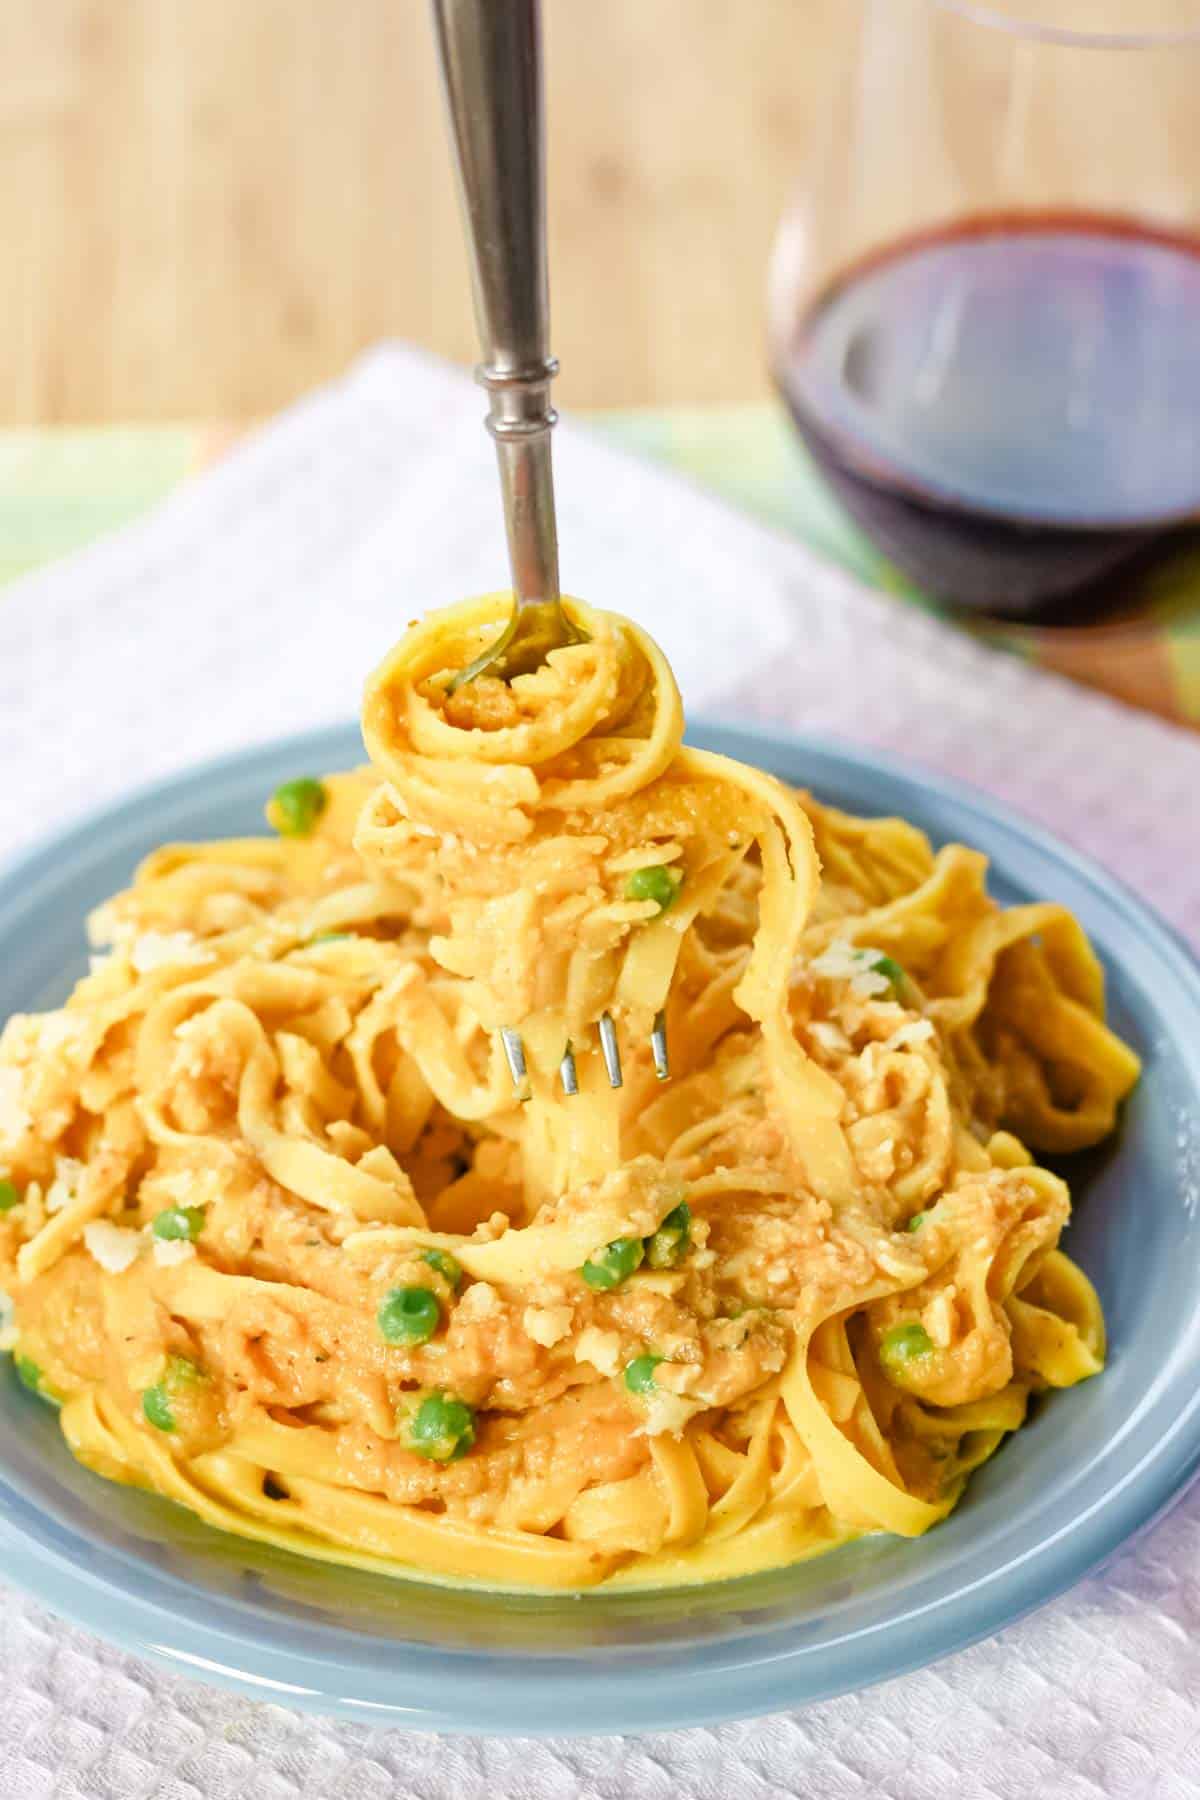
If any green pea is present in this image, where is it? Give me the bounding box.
[906,1211,929,1233]
[870,953,906,989]
[15,1355,42,1395]
[13,1354,61,1406]
[581,1237,644,1291]
[0,1179,21,1212]
[151,1205,206,1242]
[625,865,682,913]
[421,1248,463,1291]
[377,1285,441,1346]
[271,777,328,838]
[623,1354,663,1395]
[645,1201,691,1270]
[140,1355,203,1432]
[879,1323,934,1372]
[408,1391,476,1462]
[141,1383,175,1431]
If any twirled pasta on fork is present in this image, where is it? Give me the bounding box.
[0,595,1140,1588]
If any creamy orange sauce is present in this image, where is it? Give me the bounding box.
[0,600,1140,1589]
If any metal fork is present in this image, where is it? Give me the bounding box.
[432,0,583,693]
[431,0,669,1094]
[499,1013,671,1097]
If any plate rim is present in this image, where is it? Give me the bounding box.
[1,714,1198,1735]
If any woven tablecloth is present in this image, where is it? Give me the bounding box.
[2,401,1199,732]
[3,346,1200,1800]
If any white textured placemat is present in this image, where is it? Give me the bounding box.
[3,347,1200,1800]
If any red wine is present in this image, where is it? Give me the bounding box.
[776,215,1200,619]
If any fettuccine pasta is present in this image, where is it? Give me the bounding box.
[0,595,1140,1590]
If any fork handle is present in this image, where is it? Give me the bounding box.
[431,0,561,610]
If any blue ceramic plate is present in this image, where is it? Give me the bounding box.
[1,720,1198,1736]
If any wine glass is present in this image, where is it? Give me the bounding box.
[768,0,1200,619]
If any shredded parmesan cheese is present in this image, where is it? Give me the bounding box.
[655,1361,701,1396]
[458,1281,500,1318]
[130,931,207,974]
[82,1220,141,1274]
[45,1157,84,1215]
[149,1168,225,1210]
[573,1327,622,1377]
[523,1303,573,1347]
[637,1390,696,1438]
[809,939,892,1000]
[152,1238,196,1268]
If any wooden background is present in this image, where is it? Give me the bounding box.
[2,0,847,423]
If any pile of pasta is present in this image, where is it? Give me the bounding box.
[0,596,1141,1589]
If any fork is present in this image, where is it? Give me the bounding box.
[499,1013,671,1097]
[432,0,584,693]
[431,0,670,1094]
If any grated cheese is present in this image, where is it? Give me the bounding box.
[523,1303,573,1348]
[850,970,892,1000]
[130,931,208,974]
[82,1220,141,1274]
[152,1238,196,1268]
[637,1390,696,1438]
[809,940,861,979]
[655,1361,701,1396]
[150,1168,224,1210]
[45,1157,84,1215]
[809,939,891,1000]
[458,1281,500,1318]
[573,1327,622,1377]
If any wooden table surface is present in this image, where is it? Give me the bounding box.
[3,0,846,423]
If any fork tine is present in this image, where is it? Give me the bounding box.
[598,1013,623,1088]
[650,1010,670,1081]
[499,1027,528,1088]
[559,1046,579,1096]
